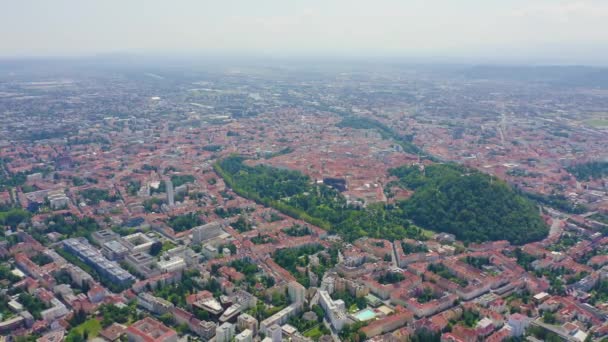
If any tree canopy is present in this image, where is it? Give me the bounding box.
[215,156,425,242]
[167,212,203,232]
[390,164,548,244]
[0,208,30,228]
[170,174,195,187]
[216,156,547,244]
[567,161,608,181]
[80,188,119,205]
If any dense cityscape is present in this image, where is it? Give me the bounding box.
[0,60,607,342]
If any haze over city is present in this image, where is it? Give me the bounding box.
[1,2,608,342]
[2,0,608,64]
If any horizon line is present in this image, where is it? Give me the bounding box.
[0,53,607,68]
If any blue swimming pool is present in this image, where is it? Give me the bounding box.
[354,308,376,321]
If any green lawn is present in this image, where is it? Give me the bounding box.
[414,225,435,239]
[161,241,176,253]
[73,319,102,338]
[303,325,325,340]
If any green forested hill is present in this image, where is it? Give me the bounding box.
[390,164,548,244]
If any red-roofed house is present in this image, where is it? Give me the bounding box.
[361,308,414,338]
[125,317,178,342]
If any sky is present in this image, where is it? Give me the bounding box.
[1,0,608,65]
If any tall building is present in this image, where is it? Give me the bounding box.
[166,179,175,206]
[288,281,306,304]
[267,324,282,342]
[197,321,216,340]
[508,313,531,337]
[216,322,235,342]
[192,221,224,243]
[237,313,258,336]
[318,290,347,331]
[48,191,69,210]
[235,329,253,342]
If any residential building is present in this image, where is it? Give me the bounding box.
[267,324,282,342]
[192,222,224,243]
[318,290,347,331]
[235,329,253,342]
[215,322,235,342]
[237,313,258,336]
[62,238,135,287]
[126,317,177,342]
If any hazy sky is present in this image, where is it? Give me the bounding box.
[2,0,608,64]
